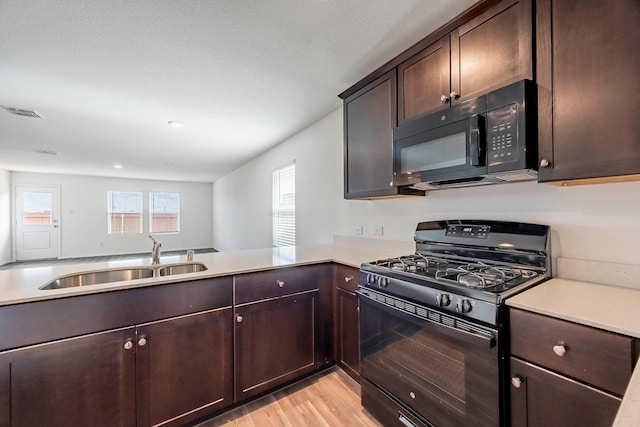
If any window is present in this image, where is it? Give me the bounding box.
[107,191,142,234]
[22,192,52,225]
[272,162,295,247]
[149,192,180,233]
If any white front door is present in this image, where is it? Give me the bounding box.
[15,185,60,260]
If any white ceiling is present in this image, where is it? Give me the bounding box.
[0,0,478,183]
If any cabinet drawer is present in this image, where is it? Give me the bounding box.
[335,264,359,292]
[235,266,318,304]
[510,308,636,396]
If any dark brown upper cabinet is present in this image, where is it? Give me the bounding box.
[398,0,533,123]
[536,0,640,184]
[343,70,423,199]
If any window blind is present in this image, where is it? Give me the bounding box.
[272,162,295,247]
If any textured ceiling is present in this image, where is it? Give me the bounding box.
[0,0,478,183]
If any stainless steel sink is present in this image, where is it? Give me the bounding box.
[39,262,208,290]
[157,262,208,276]
[39,267,156,290]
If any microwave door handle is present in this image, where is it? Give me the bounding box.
[469,115,483,166]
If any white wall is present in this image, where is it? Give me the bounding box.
[213,105,640,268]
[11,172,213,259]
[346,180,640,266]
[212,109,348,251]
[0,169,11,265]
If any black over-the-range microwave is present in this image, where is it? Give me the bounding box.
[393,79,538,191]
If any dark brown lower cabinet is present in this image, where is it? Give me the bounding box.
[0,308,233,427]
[234,291,318,401]
[336,288,360,380]
[0,328,137,427]
[510,357,621,427]
[136,308,233,427]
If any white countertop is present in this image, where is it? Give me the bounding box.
[0,241,414,306]
[506,278,640,427]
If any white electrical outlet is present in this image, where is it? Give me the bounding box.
[374,225,384,236]
[354,225,363,235]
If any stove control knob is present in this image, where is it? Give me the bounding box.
[376,277,389,288]
[366,274,375,284]
[456,299,473,314]
[436,293,451,307]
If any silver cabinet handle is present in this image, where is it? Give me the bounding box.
[553,344,566,356]
[440,94,450,104]
[124,340,134,350]
[138,336,147,347]
[539,158,550,168]
[236,315,243,323]
[511,376,523,388]
[344,276,353,283]
[449,91,460,100]
[277,280,285,288]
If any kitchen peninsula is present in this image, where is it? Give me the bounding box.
[0,241,639,426]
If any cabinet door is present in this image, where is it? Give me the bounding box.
[452,0,533,104]
[234,291,317,401]
[510,357,621,427]
[0,328,136,427]
[344,70,400,199]
[537,0,640,182]
[336,288,360,380]
[136,308,233,427]
[398,36,451,122]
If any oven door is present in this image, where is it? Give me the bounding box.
[358,288,502,427]
[393,114,486,187]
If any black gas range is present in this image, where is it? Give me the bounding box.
[360,219,550,327]
[358,220,550,427]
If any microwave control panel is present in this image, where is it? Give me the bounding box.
[487,104,518,165]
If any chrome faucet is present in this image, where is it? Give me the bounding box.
[149,235,162,265]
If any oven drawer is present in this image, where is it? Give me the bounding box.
[510,308,636,396]
[335,264,358,292]
[235,266,318,304]
[361,379,431,427]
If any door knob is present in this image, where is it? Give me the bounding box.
[539,158,550,168]
[123,340,134,350]
[449,91,460,100]
[138,336,147,347]
[236,315,243,323]
[511,376,523,388]
[440,94,450,104]
[277,280,285,288]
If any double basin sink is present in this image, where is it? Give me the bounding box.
[39,262,208,290]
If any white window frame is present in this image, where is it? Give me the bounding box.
[107,191,143,235]
[149,192,181,234]
[272,162,295,247]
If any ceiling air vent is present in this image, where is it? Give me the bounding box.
[1,106,45,119]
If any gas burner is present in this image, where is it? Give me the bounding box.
[387,254,449,273]
[434,262,538,289]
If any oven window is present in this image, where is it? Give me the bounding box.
[400,131,467,173]
[360,296,500,427]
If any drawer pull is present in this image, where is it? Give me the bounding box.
[277,280,285,288]
[511,376,523,388]
[236,315,243,323]
[553,344,567,357]
[344,276,353,283]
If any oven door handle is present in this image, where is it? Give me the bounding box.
[357,289,497,349]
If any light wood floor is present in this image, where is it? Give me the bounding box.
[197,368,383,427]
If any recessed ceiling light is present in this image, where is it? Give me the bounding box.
[168,121,183,128]
[113,163,124,169]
